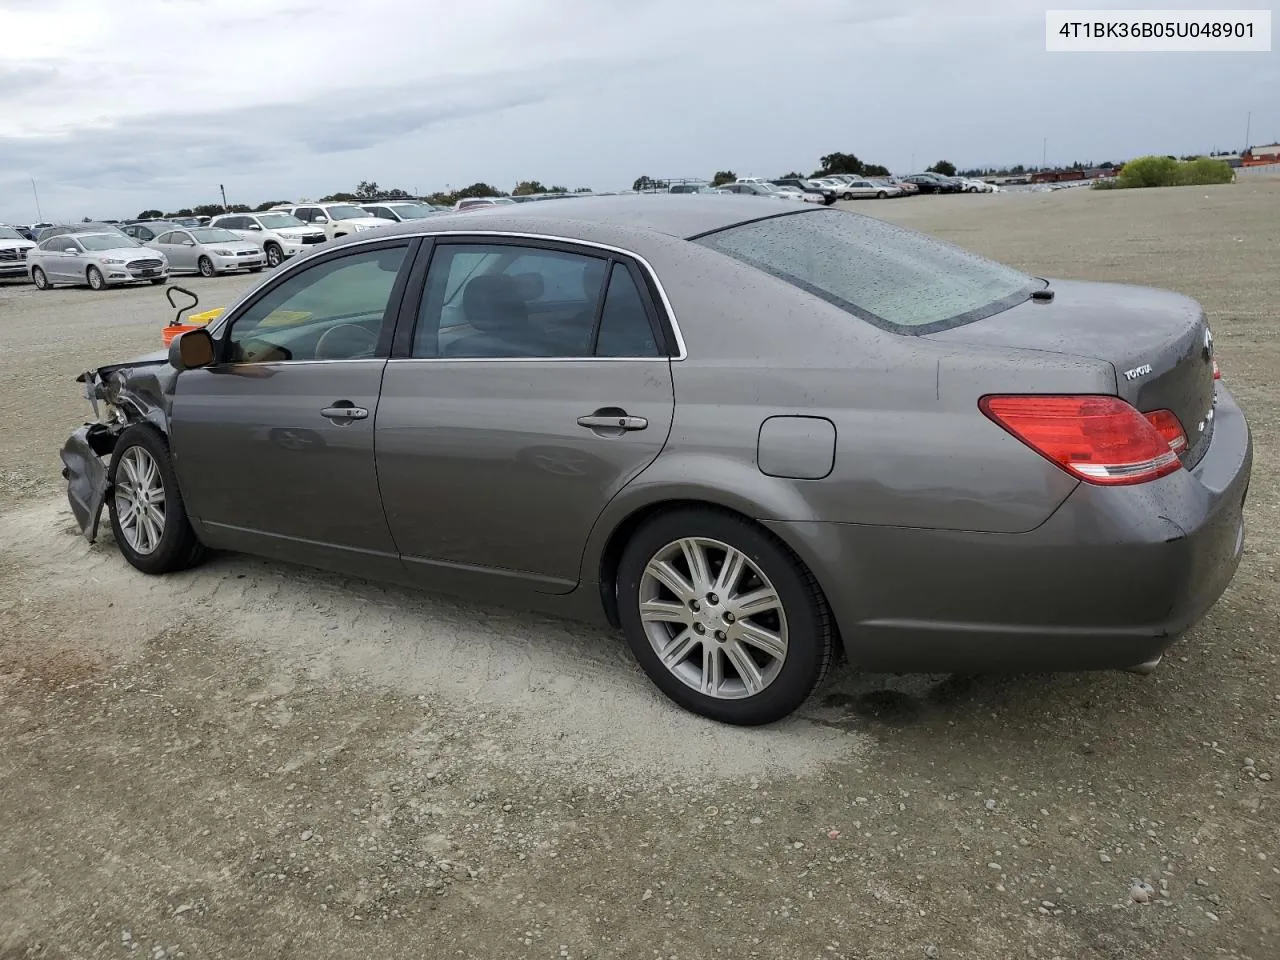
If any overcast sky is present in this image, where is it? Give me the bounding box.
[1,0,1274,222]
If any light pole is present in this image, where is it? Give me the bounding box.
[31,178,43,222]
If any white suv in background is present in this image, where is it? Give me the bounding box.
[359,200,445,223]
[209,212,327,267]
[0,224,37,280]
[270,202,393,240]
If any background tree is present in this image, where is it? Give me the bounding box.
[862,163,890,177]
[779,170,803,179]
[632,175,656,192]
[549,184,568,194]
[710,170,737,186]
[136,209,163,220]
[927,160,956,177]
[816,152,864,176]
[320,191,358,202]
[255,200,289,211]
[513,180,549,195]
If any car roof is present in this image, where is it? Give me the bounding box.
[328,194,812,246]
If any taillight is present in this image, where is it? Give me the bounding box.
[1144,408,1188,453]
[1212,359,1221,380]
[979,395,1182,486]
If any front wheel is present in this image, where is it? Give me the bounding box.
[616,508,834,725]
[876,191,887,199]
[32,266,51,289]
[841,192,853,201]
[197,256,215,277]
[87,266,105,290]
[264,243,283,268]
[107,425,207,575]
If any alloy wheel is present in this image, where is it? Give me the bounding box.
[87,267,104,290]
[198,257,215,277]
[113,445,166,555]
[638,537,789,699]
[266,245,282,267]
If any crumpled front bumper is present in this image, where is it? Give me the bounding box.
[61,423,116,542]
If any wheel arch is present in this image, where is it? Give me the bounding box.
[584,469,835,635]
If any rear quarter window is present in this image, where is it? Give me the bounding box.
[694,209,1041,334]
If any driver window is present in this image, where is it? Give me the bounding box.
[226,244,409,364]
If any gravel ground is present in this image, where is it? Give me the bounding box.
[2,182,1277,959]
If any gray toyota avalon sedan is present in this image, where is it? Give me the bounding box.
[60,195,1252,725]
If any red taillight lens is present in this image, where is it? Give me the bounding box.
[1212,359,1221,380]
[1144,408,1188,453]
[980,395,1182,486]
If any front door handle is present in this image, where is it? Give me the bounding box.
[577,414,647,431]
[321,402,369,423]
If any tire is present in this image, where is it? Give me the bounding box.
[87,266,105,290]
[264,243,283,268]
[876,191,887,199]
[616,507,834,726]
[841,192,853,201]
[198,256,215,277]
[106,424,208,575]
[31,266,50,290]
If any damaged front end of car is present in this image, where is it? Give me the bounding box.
[60,353,175,542]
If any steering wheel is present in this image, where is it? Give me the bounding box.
[314,323,378,360]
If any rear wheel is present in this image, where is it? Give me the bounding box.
[841,191,853,200]
[264,243,283,267]
[876,190,887,199]
[616,508,834,726]
[197,256,215,277]
[107,425,207,575]
[31,266,50,289]
[87,266,105,290]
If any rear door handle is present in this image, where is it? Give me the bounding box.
[577,414,647,431]
[321,403,369,422]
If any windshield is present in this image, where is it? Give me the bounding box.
[0,227,23,240]
[257,213,305,229]
[695,209,1041,334]
[190,228,241,243]
[381,203,436,219]
[79,234,139,251]
[326,205,370,220]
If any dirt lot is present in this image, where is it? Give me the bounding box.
[2,183,1277,959]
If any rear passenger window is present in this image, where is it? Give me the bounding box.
[595,264,659,357]
[413,243,664,359]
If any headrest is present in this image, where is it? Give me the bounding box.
[461,274,527,333]
[510,271,544,301]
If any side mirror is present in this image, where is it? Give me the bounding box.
[168,327,215,371]
[65,247,78,254]
[313,215,329,223]
[249,224,262,230]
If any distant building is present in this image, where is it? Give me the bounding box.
[1242,144,1280,166]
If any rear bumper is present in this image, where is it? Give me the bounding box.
[767,383,1253,674]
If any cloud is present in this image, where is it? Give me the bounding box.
[0,0,1274,222]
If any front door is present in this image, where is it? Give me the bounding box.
[376,238,676,596]
[169,239,417,580]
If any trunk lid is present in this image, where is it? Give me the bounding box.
[928,278,1218,466]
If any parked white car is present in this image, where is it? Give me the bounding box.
[209,212,327,267]
[774,185,822,204]
[269,203,393,240]
[960,178,996,193]
[0,224,36,280]
[454,197,518,212]
[359,200,446,222]
[28,232,169,290]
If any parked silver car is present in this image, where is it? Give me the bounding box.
[60,196,1251,725]
[145,227,266,277]
[208,212,327,267]
[29,232,169,290]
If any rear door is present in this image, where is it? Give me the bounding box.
[376,237,677,595]
[169,238,418,579]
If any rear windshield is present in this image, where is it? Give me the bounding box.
[695,209,1040,333]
